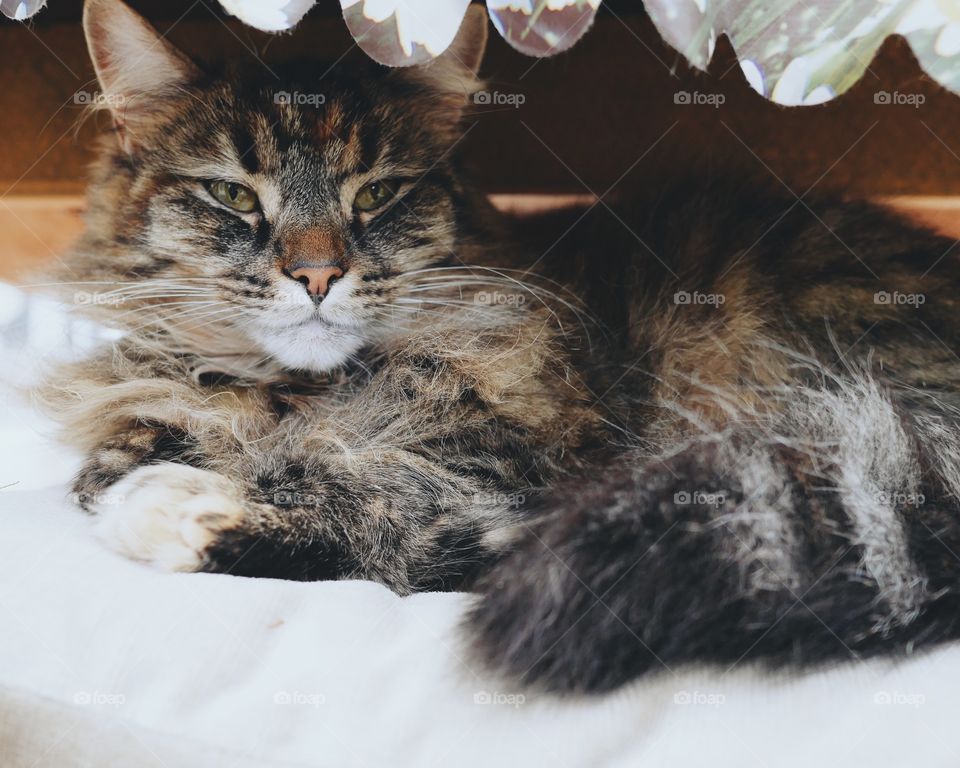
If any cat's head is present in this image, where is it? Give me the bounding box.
[73,0,490,373]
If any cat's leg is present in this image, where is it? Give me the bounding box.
[69,329,580,588]
[89,462,252,572]
[90,446,524,590]
[48,342,258,516]
[72,424,253,573]
[72,423,201,510]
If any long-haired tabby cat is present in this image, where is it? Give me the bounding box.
[42,0,960,693]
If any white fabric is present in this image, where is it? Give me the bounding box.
[3,410,960,767]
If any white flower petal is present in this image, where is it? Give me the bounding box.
[488,0,599,10]
[362,0,404,21]
[803,84,836,105]
[1,0,45,21]
[740,59,765,96]
[341,0,469,65]
[935,22,960,56]
[897,0,948,35]
[771,56,813,106]
[487,0,534,11]
[394,0,471,57]
[219,0,316,32]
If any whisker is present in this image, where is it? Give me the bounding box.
[402,270,599,350]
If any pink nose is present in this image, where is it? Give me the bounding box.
[288,264,344,299]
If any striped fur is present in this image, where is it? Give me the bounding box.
[37,0,960,693]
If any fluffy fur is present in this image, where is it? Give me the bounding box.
[39,0,960,693]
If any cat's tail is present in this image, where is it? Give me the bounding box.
[466,374,960,693]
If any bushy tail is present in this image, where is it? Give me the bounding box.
[467,376,960,693]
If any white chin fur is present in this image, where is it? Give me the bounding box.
[250,321,366,372]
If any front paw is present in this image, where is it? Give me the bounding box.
[89,463,248,572]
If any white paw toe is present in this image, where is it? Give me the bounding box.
[90,463,247,572]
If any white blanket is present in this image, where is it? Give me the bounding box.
[2,408,960,768]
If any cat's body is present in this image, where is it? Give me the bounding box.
[43,0,960,693]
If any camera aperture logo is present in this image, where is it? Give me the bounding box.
[674,490,726,508]
[876,491,925,507]
[674,290,725,307]
[274,91,327,107]
[874,90,925,108]
[274,491,323,507]
[474,690,526,708]
[473,90,526,108]
[72,490,125,507]
[73,290,125,307]
[473,491,526,509]
[874,690,924,708]
[273,690,325,708]
[874,290,925,307]
[475,291,526,307]
[674,690,725,707]
[73,90,125,108]
[674,90,725,108]
[74,691,125,708]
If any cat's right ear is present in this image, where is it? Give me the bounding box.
[83,0,200,153]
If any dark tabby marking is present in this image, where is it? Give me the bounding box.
[39,0,960,693]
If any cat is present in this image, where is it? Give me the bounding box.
[41,0,960,694]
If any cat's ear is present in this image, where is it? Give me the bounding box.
[404,5,488,136]
[83,0,200,153]
[411,5,488,97]
[442,4,488,81]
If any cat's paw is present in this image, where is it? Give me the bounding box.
[89,463,248,572]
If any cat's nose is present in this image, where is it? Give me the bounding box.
[286,264,344,300]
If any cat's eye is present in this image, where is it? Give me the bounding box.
[353,180,399,212]
[205,180,259,213]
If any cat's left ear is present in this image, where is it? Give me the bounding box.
[437,4,488,83]
[408,5,488,116]
[83,0,201,153]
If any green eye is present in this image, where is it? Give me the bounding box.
[206,180,259,213]
[353,180,399,212]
